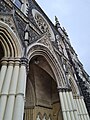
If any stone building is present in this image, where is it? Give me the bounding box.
[0,0,90,120]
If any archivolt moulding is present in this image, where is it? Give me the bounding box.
[0,21,23,57]
[27,43,67,87]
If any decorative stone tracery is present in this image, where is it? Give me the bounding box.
[35,13,49,33]
[32,9,55,41]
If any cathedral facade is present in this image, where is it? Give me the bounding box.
[0,0,90,120]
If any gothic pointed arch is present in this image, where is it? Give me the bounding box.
[0,21,22,57]
[26,45,63,120]
[27,43,66,87]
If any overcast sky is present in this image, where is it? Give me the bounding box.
[36,0,90,75]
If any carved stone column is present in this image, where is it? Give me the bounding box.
[0,59,14,120]
[0,58,8,93]
[59,91,68,120]
[81,98,90,120]
[66,91,76,120]
[58,87,79,120]
[13,57,28,120]
[68,92,79,120]
[74,95,90,120]
[3,59,20,120]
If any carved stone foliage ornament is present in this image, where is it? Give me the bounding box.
[0,14,18,36]
[37,34,55,55]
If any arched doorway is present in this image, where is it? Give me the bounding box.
[24,55,63,120]
[0,21,23,120]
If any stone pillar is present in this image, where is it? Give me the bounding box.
[3,59,20,120]
[69,92,79,120]
[0,59,14,120]
[66,91,76,120]
[74,95,90,120]
[13,57,28,120]
[81,98,90,120]
[58,87,79,120]
[59,91,68,120]
[0,58,8,93]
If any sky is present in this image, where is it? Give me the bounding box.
[36,0,90,75]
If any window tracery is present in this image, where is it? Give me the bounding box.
[32,9,55,41]
[35,14,49,34]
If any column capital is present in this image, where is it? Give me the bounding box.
[0,57,8,65]
[20,57,29,73]
[73,95,84,99]
[8,58,14,65]
[14,58,21,65]
[20,57,29,65]
[57,86,72,92]
[0,57,22,66]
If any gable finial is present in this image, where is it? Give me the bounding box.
[55,16,60,28]
[55,16,59,23]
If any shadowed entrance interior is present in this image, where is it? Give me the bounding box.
[24,55,63,120]
[0,41,4,68]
